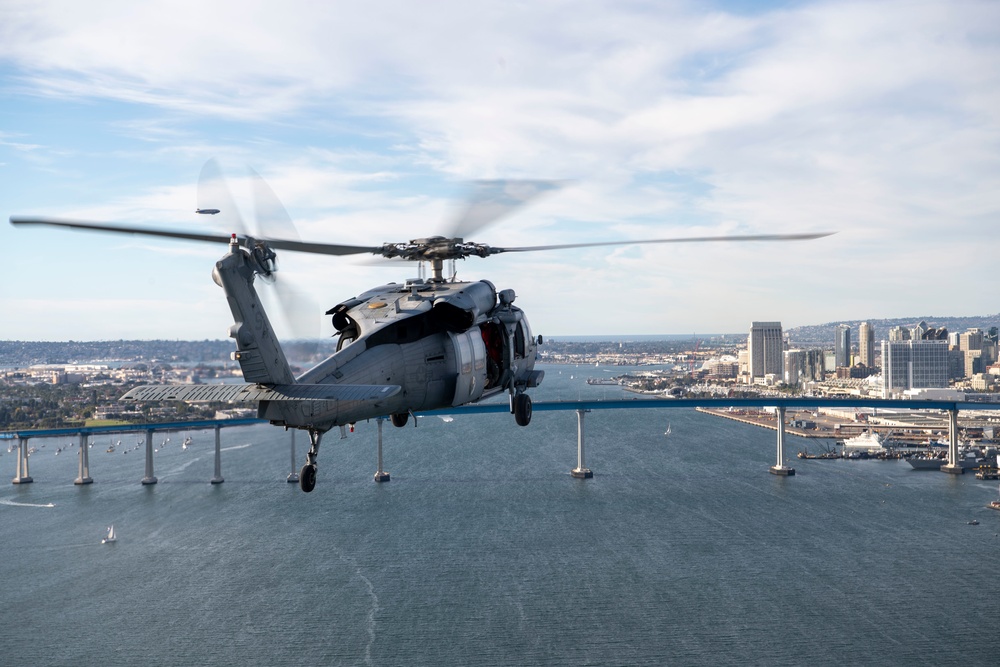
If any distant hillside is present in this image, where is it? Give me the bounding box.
[786,314,1000,346]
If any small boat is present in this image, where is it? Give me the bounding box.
[182,436,193,450]
[967,520,979,525]
[664,422,672,436]
[102,525,117,544]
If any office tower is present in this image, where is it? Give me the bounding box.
[881,339,948,398]
[858,322,874,368]
[835,324,851,368]
[748,321,783,379]
[785,348,825,384]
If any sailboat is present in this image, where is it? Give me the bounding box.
[664,422,672,437]
[102,525,117,544]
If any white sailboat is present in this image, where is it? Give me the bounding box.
[664,422,672,436]
[102,525,117,544]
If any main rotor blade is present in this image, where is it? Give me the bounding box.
[446,179,566,240]
[489,232,835,254]
[9,216,383,256]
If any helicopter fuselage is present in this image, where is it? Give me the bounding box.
[262,277,542,430]
[211,239,543,433]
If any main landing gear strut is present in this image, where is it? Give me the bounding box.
[299,429,322,493]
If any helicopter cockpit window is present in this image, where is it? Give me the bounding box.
[514,320,526,358]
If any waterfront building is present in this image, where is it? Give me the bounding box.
[835,324,851,368]
[881,339,948,399]
[858,322,875,368]
[748,321,783,379]
[703,358,739,379]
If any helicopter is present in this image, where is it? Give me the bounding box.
[10,172,832,492]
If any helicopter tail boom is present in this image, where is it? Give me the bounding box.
[212,238,296,386]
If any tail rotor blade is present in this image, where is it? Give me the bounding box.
[249,166,300,242]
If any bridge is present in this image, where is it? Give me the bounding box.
[4,398,1000,486]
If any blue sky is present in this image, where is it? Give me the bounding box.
[2,0,998,341]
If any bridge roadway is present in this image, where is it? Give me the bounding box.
[5,398,1000,484]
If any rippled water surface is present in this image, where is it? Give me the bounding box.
[3,366,997,666]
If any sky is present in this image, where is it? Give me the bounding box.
[1,0,998,342]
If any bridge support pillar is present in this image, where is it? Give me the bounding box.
[374,417,390,482]
[286,430,299,483]
[571,409,593,479]
[210,425,224,484]
[74,432,93,485]
[12,437,33,484]
[770,406,795,476]
[141,430,157,485]
[941,408,963,475]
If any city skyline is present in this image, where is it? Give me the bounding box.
[2,1,999,341]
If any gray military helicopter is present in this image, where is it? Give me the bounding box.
[10,172,831,492]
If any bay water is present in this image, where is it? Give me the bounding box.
[2,365,997,666]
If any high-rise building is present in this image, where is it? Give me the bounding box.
[785,348,825,385]
[881,339,948,398]
[959,328,984,352]
[889,326,910,342]
[835,324,851,368]
[858,322,875,368]
[748,321,783,379]
[958,329,986,378]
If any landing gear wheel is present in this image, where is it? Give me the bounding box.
[299,464,317,493]
[390,412,409,428]
[514,392,532,426]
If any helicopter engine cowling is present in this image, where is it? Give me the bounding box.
[430,280,497,332]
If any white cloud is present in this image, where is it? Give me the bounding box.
[1,0,998,339]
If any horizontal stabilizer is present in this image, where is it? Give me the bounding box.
[121,383,401,403]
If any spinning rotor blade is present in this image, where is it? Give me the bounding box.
[9,216,383,256]
[488,232,835,255]
[9,216,235,245]
[447,179,566,240]
[198,158,247,234]
[250,166,300,241]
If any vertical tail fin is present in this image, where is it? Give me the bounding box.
[212,243,295,386]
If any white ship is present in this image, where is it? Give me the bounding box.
[840,431,885,453]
